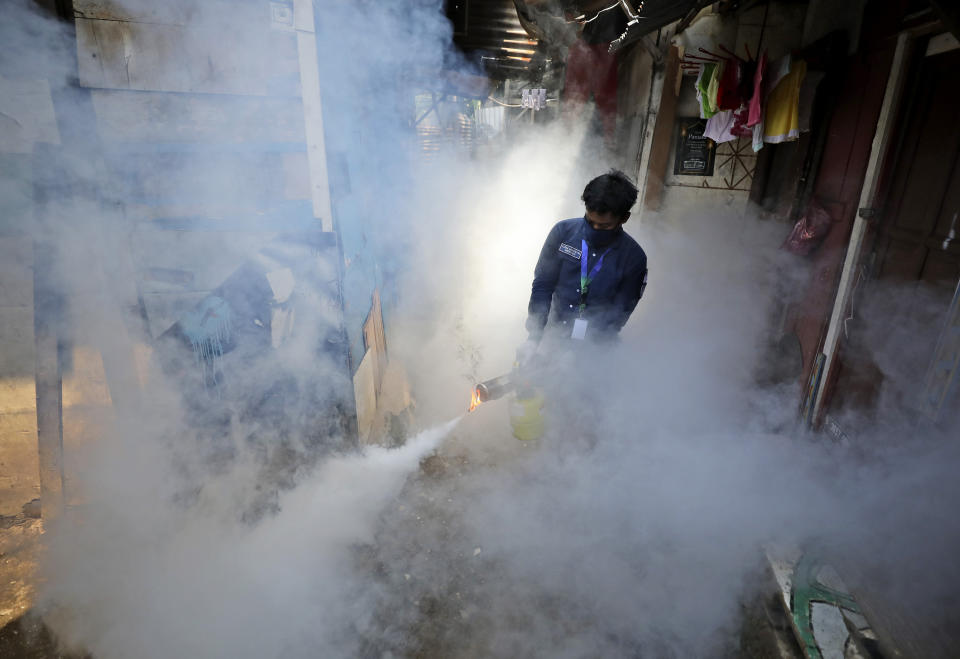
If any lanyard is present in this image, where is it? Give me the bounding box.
[579,238,611,316]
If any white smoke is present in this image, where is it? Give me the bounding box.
[4,0,958,657]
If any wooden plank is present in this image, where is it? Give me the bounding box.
[362,289,387,395]
[0,77,61,154]
[352,348,378,443]
[73,0,193,24]
[90,90,306,144]
[76,17,299,96]
[0,237,37,408]
[926,32,960,56]
[294,0,334,231]
[146,213,316,233]
[642,45,680,212]
[102,150,288,204]
[922,278,960,419]
[74,0,291,26]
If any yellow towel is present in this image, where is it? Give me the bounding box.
[764,60,806,143]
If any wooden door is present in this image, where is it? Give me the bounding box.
[830,46,960,425]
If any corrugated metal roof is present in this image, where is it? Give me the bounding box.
[448,0,549,77]
[608,0,706,52]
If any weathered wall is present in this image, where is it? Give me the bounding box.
[0,0,366,518]
[802,0,867,53]
[616,42,654,177]
[0,67,64,514]
[70,0,327,338]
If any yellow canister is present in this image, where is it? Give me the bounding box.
[509,391,545,441]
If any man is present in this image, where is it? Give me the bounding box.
[523,170,647,353]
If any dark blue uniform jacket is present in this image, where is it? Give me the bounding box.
[527,217,647,341]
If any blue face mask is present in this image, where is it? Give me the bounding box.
[583,218,622,247]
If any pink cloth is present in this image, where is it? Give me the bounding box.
[731,103,752,137]
[704,110,737,143]
[747,51,767,127]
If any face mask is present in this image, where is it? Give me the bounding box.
[583,218,622,247]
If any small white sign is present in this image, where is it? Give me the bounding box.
[571,318,588,340]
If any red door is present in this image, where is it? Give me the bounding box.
[827,46,960,428]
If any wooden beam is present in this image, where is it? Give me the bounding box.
[32,241,65,520]
[294,0,335,232]
[642,45,680,212]
[638,35,664,66]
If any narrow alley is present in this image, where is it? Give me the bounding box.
[1,1,958,657]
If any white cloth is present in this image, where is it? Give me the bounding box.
[704,110,736,143]
[752,121,764,152]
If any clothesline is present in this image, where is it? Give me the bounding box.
[689,46,810,153]
[681,44,754,67]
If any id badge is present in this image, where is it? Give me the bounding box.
[571,318,588,340]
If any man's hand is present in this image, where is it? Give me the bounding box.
[516,338,539,368]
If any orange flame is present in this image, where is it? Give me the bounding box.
[468,387,482,412]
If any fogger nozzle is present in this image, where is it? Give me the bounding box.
[476,374,514,403]
[468,373,514,412]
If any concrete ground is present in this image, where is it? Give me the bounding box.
[0,328,113,657]
[0,516,41,630]
[0,449,803,659]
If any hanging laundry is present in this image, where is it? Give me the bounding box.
[752,121,764,152]
[764,59,807,144]
[695,65,706,118]
[731,103,752,138]
[707,59,724,114]
[747,50,767,127]
[704,109,737,143]
[716,57,743,110]
[764,54,792,96]
[697,63,718,119]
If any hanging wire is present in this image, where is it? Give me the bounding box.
[572,2,621,24]
[487,96,523,108]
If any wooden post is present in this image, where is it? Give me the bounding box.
[294,0,335,232]
[32,242,65,520]
[642,45,681,212]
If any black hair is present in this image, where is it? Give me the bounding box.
[581,169,638,219]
